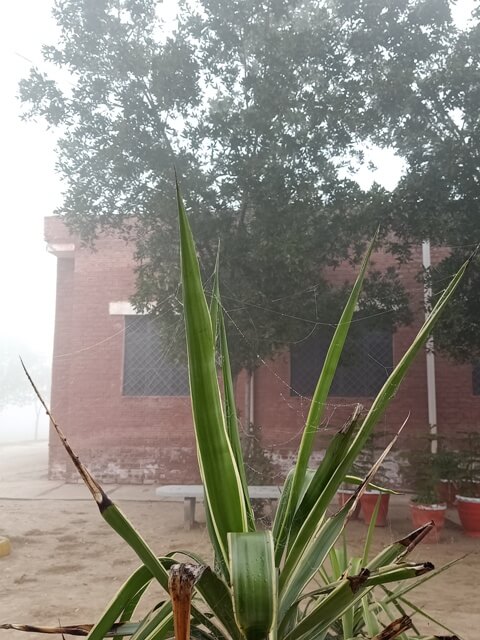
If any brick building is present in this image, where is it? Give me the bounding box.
[45,217,480,484]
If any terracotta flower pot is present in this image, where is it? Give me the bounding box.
[436,479,457,507]
[456,495,480,538]
[360,492,390,527]
[410,502,447,542]
[337,489,361,519]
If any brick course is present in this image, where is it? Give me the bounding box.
[45,218,480,484]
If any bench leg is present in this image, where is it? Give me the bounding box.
[184,497,196,531]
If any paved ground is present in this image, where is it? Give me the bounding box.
[1,442,476,640]
[0,440,463,527]
[0,441,163,502]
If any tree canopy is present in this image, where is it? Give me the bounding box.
[377,8,480,362]
[20,0,479,370]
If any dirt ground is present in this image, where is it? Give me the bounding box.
[0,497,479,640]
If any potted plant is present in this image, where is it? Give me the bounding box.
[456,431,480,537]
[354,434,393,527]
[404,442,447,542]
[433,440,460,507]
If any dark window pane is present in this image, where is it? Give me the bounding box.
[123,316,189,396]
[290,328,393,397]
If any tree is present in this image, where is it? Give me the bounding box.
[20,0,458,372]
[354,5,480,362]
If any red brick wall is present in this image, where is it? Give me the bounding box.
[46,218,198,484]
[45,218,480,484]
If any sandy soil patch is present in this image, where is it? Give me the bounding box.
[0,499,478,639]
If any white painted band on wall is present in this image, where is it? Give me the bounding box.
[46,243,75,256]
[109,301,146,315]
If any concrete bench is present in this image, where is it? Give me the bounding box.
[155,484,282,530]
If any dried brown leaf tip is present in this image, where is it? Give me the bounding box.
[347,568,370,593]
[169,563,205,640]
[0,623,92,636]
[396,522,434,557]
[372,615,412,639]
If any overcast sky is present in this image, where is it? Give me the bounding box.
[0,0,476,365]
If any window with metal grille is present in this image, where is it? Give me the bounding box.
[123,316,189,396]
[472,361,480,395]
[290,328,393,397]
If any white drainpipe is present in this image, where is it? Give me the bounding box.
[249,369,255,426]
[422,240,438,454]
[244,369,255,428]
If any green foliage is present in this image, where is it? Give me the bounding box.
[401,436,466,505]
[6,181,470,640]
[366,5,480,361]
[429,254,480,363]
[456,432,480,498]
[401,439,441,505]
[242,423,277,523]
[21,0,467,372]
[434,447,461,484]
[242,423,276,487]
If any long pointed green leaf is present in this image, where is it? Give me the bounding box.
[297,523,436,604]
[273,469,315,549]
[285,406,363,555]
[176,178,248,560]
[113,583,150,640]
[209,244,221,338]
[217,290,254,529]
[283,569,371,640]
[367,522,434,571]
[228,532,277,640]
[362,494,382,566]
[210,253,254,531]
[130,601,174,640]
[195,566,243,640]
[278,503,352,623]
[102,507,175,588]
[325,254,470,505]
[20,358,173,592]
[204,500,230,580]
[275,234,377,560]
[385,593,460,639]
[281,256,469,577]
[190,609,228,640]
[362,595,381,637]
[284,562,432,640]
[366,562,434,587]
[343,475,402,495]
[279,420,406,616]
[85,565,154,640]
[398,599,460,638]
[381,555,467,604]
[273,470,294,545]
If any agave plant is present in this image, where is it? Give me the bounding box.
[2,180,469,640]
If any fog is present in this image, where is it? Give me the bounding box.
[0,0,476,444]
[0,1,60,442]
